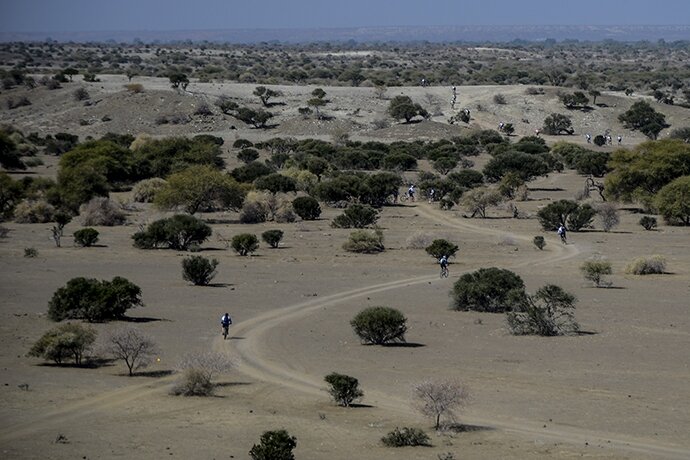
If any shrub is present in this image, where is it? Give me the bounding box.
[533,236,546,250]
[48,276,143,322]
[625,256,666,275]
[596,202,620,232]
[28,323,96,365]
[381,427,431,447]
[413,379,470,430]
[182,255,218,286]
[406,231,435,249]
[461,187,503,218]
[231,233,259,256]
[618,101,667,139]
[14,199,55,223]
[79,197,126,226]
[104,327,157,376]
[274,205,296,223]
[124,83,144,93]
[237,148,260,164]
[239,201,268,224]
[655,176,690,226]
[249,430,297,460]
[133,215,212,250]
[73,87,89,101]
[493,93,507,105]
[350,306,407,345]
[536,199,579,231]
[451,267,525,313]
[172,351,234,396]
[639,216,657,231]
[261,229,284,248]
[332,204,379,228]
[506,284,580,336]
[73,228,99,247]
[567,203,596,231]
[292,196,321,220]
[580,259,613,287]
[425,239,459,259]
[343,229,385,253]
[324,372,364,407]
[24,247,38,258]
[255,173,297,195]
[131,178,167,203]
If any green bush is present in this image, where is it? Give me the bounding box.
[292,196,321,220]
[249,430,297,460]
[506,284,580,336]
[625,256,666,275]
[533,236,546,250]
[73,228,99,247]
[24,247,38,258]
[424,239,458,259]
[618,101,667,139]
[381,427,431,447]
[48,276,143,322]
[451,267,525,313]
[350,306,407,345]
[254,173,297,194]
[639,216,657,231]
[182,255,218,285]
[332,204,378,228]
[231,233,259,256]
[261,229,284,248]
[536,199,579,231]
[655,176,690,226]
[133,214,212,250]
[239,201,268,224]
[28,323,96,365]
[567,203,596,231]
[324,372,364,407]
[343,229,384,253]
[580,259,613,287]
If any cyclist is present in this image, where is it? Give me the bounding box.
[407,184,416,202]
[428,187,436,203]
[557,224,567,244]
[439,255,449,277]
[220,312,232,338]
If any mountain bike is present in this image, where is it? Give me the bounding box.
[440,265,449,278]
[222,324,229,340]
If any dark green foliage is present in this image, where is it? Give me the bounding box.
[231,233,259,256]
[253,86,282,106]
[533,236,546,250]
[575,151,610,177]
[0,131,26,170]
[237,148,260,164]
[446,169,484,188]
[332,204,378,228]
[73,228,99,247]
[669,127,690,143]
[483,151,550,182]
[254,173,297,194]
[536,199,580,231]
[234,107,274,128]
[618,101,668,139]
[233,139,254,149]
[0,172,25,219]
[451,267,525,313]
[567,203,596,230]
[101,132,135,148]
[381,427,431,447]
[262,229,284,248]
[239,201,268,224]
[168,72,189,89]
[231,161,274,183]
[292,196,321,220]
[425,239,459,259]
[382,153,418,171]
[48,277,143,322]
[350,306,407,345]
[542,113,574,135]
[506,284,579,336]
[560,91,589,109]
[182,255,218,285]
[28,323,96,365]
[133,214,212,250]
[133,136,225,178]
[324,372,364,406]
[655,175,690,225]
[594,135,607,146]
[249,430,297,460]
[193,134,224,146]
[433,157,458,175]
[639,215,657,230]
[388,95,429,123]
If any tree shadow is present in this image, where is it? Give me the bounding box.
[204,282,233,288]
[619,207,646,214]
[265,101,287,108]
[348,402,375,408]
[528,187,565,192]
[215,381,254,388]
[39,358,116,369]
[381,342,425,348]
[574,330,598,336]
[203,218,241,224]
[441,423,493,433]
[121,316,166,323]
[132,369,175,378]
[226,336,245,340]
[197,246,228,252]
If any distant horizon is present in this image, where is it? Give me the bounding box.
[2,24,689,45]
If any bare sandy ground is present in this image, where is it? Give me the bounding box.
[1,79,690,459]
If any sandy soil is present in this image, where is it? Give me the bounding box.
[1,78,690,459]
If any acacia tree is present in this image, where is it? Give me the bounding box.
[461,187,503,218]
[655,175,690,225]
[413,379,470,430]
[618,101,668,139]
[542,113,574,135]
[253,86,282,106]
[388,95,429,123]
[307,88,328,119]
[154,165,246,214]
[105,327,158,376]
[168,73,189,90]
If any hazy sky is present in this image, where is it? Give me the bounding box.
[1,0,689,32]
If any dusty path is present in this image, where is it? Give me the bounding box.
[224,203,690,459]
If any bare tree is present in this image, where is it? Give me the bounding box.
[172,351,234,396]
[413,379,470,430]
[104,327,158,376]
[596,202,620,232]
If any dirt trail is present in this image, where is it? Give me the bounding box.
[225,204,690,460]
